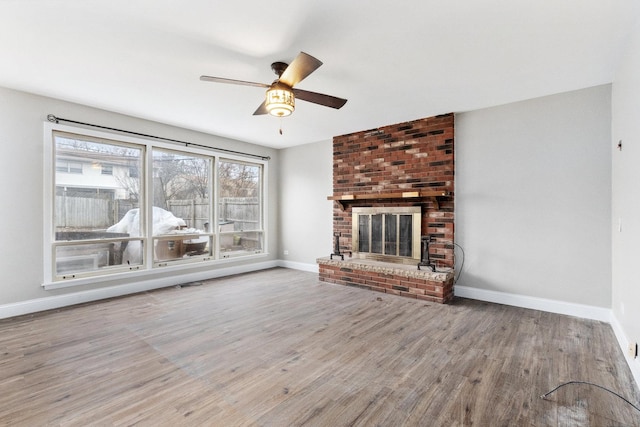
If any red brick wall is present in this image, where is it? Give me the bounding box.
[332,113,455,268]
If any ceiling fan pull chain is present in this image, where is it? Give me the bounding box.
[279,117,284,135]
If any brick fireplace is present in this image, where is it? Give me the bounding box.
[317,113,455,303]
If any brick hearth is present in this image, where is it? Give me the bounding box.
[317,257,454,304]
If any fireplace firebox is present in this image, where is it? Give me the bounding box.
[352,206,421,265]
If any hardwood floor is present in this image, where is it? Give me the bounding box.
[1,268,638,426]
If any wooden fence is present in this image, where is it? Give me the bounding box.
[166,199,210,231]
[55,197,137,229]
[169,197,259,231]
[55,196,258,232]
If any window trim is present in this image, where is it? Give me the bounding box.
[43,122,269,288]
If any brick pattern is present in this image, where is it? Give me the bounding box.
[331,113,455,268]
[318,263,454,304]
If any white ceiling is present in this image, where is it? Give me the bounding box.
[1,1,638,149]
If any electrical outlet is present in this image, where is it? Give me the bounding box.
[283,250,289,256]
[628,342,638,358]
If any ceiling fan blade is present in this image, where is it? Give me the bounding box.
[279,52,323,87]
[253,101,268,115]
[293,88,347,109]
[200,75,269,89]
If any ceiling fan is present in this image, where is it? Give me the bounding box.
[200,52,347,118]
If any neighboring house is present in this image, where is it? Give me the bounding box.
[55,147,139,201]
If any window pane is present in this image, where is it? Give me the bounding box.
[218,160,262,258]
[152,150,211,231]
[153,235,212,262]
[219,231,263,257]
[151,150,211,262]
[218,160,261,232]
[55,239,143,277]
[54,133,142,241]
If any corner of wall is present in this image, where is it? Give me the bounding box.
[610,311,640,389]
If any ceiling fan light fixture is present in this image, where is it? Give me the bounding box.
[265,84,295,117]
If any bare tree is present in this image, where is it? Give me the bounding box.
[218,161,259,198]
[180,157,209,199]
[153,151,210,208]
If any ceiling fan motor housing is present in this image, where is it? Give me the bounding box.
[271,61,289,77]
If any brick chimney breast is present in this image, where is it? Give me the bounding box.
[319,113,455,304]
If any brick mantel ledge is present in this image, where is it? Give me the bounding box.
[317,257,454,303]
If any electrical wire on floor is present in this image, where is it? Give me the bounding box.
[540,381,640,413]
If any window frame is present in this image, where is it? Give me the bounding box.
[217,158,265,258]
[43,122,269,289]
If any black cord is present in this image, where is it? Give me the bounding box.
[540,381,640,413]
[453,242,465,284]
[431,242,465,283]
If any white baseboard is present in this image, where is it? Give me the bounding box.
[609,313,640,389]
[454,285,611,322]
[277,260,319,273]
[0,261,279,320]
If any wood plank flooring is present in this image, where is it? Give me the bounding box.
[0,268,638,426]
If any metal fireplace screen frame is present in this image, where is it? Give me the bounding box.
[351,206,421,265]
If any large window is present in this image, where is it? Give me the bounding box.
[46,126,266,284]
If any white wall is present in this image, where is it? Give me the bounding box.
[278,140,333,271]
[0,86,278,312]
[612,19,640,377]
[455,85,612,308]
